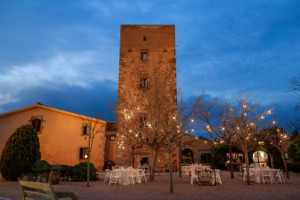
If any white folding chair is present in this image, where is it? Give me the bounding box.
[262,170,273,184]
[109,170,121,186]
[104,169,111,183]
[129,170,139,184]
[243,168,255,182]
[215,169,222,185]
[274,169,285,184]
[190,169,199,185]
[139,169,147,183]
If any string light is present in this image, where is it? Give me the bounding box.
[191,129,194,132]
[272,120,276,125]
[267,110,272,115]
[221,127,225,131]
[191,119,194,123]
[260,115,265,119]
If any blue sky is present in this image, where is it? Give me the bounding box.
[0,0,299,128]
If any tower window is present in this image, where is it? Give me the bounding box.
[82,126,88,135]
[110,135,115,141]
[141,52,148,60]
[143,36,147,41]
[140,78,148,88]
[32,118,41,132]
[79,148,89,160]
[140,117,147,128]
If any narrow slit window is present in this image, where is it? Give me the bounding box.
[82,126,88,135]
[141,52,148,60]
[140,78,148,88]
[139,117,147,128]
[143,36,146,41]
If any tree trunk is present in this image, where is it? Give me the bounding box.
[168,150,174,193]
[150,149,158,181]
[178,146,182,178]
[269,153,275,168]
[228,143,234,179]
[131,147,135,168]
[244,151,251,185]
[280,152,289,179]
[87,150,91,187]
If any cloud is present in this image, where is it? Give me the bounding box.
[0,51,118,109]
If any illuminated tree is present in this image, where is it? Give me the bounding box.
[198,92,274,185]
[264,126,291,179]
[197,98,236,179]
[80,115,104,187]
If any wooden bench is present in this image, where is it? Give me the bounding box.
[19,179,78,200]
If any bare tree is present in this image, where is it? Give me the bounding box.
[228,93,274,185]
[198,92,274,185]
[160,94,201,193]
[80,114,104,187]
[116,97,145,167]
[197,98,236,179]
[176,94,203,178]
[264,126,291,179]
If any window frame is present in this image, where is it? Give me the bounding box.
[79,147,89,160]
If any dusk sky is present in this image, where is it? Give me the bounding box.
[0,0,299,129]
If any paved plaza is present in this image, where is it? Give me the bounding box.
[0,171,299,200]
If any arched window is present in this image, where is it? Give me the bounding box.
[31,118,42,132]
[181,149,194,164]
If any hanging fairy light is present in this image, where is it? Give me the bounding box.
[190,119,194,123]
[273,120,276,125]
[191,129,194,132]
[260,115,265,119]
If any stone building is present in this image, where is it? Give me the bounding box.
[0,103,107,170]
[0,25,214,172]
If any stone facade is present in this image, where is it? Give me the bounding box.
[116,25,179,171]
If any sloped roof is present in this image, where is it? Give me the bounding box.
[0,102,107,123]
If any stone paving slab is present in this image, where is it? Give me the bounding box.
[0,171,299,200]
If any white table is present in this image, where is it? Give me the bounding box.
[114,169,142,185]
[249,168,279,183]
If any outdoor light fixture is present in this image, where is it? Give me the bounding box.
[84,154,88,159]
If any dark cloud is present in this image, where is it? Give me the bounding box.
[2,81,118,122]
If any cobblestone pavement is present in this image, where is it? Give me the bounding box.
[0,171,299,200]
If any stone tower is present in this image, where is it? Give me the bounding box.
[116,25,178,171]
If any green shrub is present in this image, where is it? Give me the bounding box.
[71,162,96,182]
[287,163,300,173]
[211,144,228,169]
[60,165,73,177]
[288,135,300,162]
[0,124,41,180]
[32,160,50,173]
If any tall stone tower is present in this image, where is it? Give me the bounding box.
[116,25,177,170]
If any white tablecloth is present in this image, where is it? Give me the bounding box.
[248,168,279,183]
[114,169,142,185]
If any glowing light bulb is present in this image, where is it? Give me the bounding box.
[191,119,194,123]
